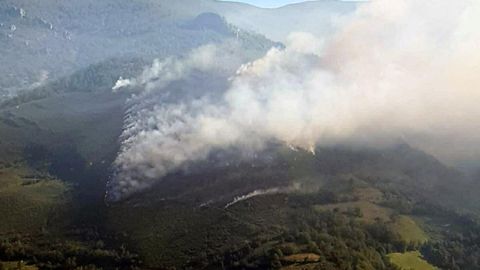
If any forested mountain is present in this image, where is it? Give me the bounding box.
[0,0,268,97]
[1,58,478,269]
[0,1,479,270]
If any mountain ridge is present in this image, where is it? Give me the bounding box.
[0,0,356,96]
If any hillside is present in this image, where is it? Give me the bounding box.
[1,1,479,270]
[104,144,480,269]
[0,1,268,97]
[1,39,479,269]
[0,0,354,97]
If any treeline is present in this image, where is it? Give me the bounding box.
[185,187,480,270]
[220,212,404,269]
[0,227,140,270]
[376,188,480,270]
[421,213,480,270]
[184,192,408,270]
[0,57,146,109]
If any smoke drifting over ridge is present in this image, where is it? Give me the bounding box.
[107,0,480,201]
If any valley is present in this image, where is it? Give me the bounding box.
[1,0,479,269]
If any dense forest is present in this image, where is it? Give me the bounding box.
[1,176,480,270]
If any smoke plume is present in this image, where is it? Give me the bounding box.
[107,0,480,201]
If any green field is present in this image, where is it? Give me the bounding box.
[0,261,38,270]
[315,201,392,223]
[0,166,69,233]
[390,215,428,244]
[314,188,428,245]
[387,251,437,270]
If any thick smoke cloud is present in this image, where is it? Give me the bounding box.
[321,0,480,163]
[107,0,480,201]
[112,42,246,92]
[107,41,253,201]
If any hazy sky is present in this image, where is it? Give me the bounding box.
[219,0,309,8]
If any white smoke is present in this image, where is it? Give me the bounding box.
[28,70,49,90]
[224,184,300,209]
[107,41,255,201]
[112,77,132,91]
[224,187,285,209]
[108,0,480,201]
[112,42,246,92]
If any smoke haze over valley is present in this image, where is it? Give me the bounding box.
[1,1,480,269]
[107,0,480,200]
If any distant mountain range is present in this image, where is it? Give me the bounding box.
[0,0,357,97]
